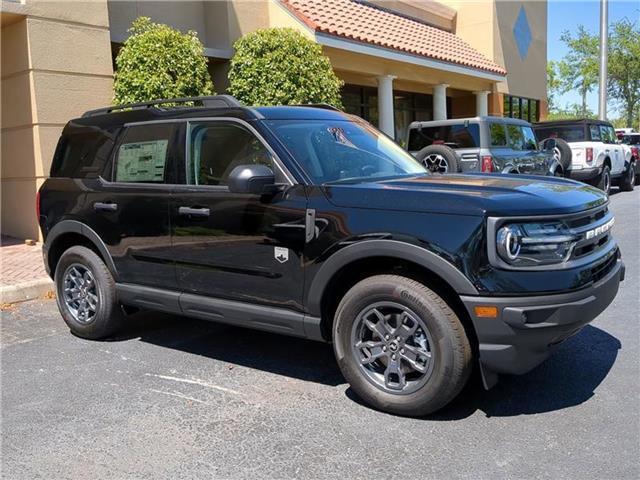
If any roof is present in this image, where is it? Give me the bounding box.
[534,119,614,127]
[280,0,507,76]
[412,116,532,128]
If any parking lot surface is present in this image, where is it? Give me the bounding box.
[2,188,639,480]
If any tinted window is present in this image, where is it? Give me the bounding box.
[534,125,586,142]
[114,124,174,183]
[50,129,116,178]
[622,134,640,145]
[187,122,275,186]
[407,123,480,151]
[599,125,615,144]
[267,119,426,184]
[489,123,507,146]
[522,126,538,150]
[506,124,525,150]
[590,125,601,141]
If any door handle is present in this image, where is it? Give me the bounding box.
[178,206,210,218]
[94,202,118,212]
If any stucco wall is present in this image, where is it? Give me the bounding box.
[1,1,113,240]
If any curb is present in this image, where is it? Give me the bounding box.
[0,278,54,305]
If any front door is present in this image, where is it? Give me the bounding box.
[170,120,307,312]
[82,122,178,289]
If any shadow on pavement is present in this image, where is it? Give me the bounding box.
[113,312,620,418]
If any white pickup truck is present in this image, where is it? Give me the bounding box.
[534,119,635,193]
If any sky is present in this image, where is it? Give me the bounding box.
[547,0,640,118]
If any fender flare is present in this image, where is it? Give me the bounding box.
[305,239,478,317]
[44,220,118,279]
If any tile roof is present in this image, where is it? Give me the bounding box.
[280,0,507,76]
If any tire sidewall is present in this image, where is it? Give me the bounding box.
[333,278,463,415]
[416,145,459,174]
[54,246,118,339]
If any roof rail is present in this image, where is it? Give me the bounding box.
[82,95,243,118]
[294,103,342,112]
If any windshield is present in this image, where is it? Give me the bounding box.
[265,119,427,184]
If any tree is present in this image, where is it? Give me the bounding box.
[228,28,343,107]
[546,60,562,111]
[607,19,640,128]
[557,26,599,115]
[113,17,214,105]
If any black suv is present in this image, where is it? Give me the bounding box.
[39,96,624,416]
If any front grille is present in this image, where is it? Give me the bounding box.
[567,204,614,261]
[589,249,618,284]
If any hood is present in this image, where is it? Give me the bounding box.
[322,174,608,217]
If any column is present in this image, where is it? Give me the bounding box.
[474,90,490,117]
[433,83,448,120]
[377,75,396,137]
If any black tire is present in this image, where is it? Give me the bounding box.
[54,246,123,340]
[595,164,611,194]
[619,161,635,191]
[553,138,572,173]
[333,275,473,417]
[416,145,459,174]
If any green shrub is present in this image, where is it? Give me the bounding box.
[228,28,343,107]
[113,17,214,104]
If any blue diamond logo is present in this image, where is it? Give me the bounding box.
[513,6,532,60]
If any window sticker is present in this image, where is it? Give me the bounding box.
[327,127,356,148]
[116,140,168,182]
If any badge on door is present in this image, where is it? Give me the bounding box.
[274,247,289,264]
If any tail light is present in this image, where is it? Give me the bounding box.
[36,190,41,220]
[585,147,593,164]
[481,155,494,172]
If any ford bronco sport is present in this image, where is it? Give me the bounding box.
[39,96,625,416]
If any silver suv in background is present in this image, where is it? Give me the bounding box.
[406,117,564,176]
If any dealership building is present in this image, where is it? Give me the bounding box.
[1,0,547,240]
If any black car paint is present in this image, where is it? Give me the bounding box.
[39,105,623,386]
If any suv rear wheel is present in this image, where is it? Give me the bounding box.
[333,275,472,416]
[54,246,123,339]
[595,164,611,194]
[416,145,459,174]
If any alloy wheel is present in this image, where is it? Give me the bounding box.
[350,302,435,394]
[62,263,99,324]
[423,154,449,173]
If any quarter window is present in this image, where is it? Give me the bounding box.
[489,123,507,146]
[187,122,275,187]
[114,124,174,183]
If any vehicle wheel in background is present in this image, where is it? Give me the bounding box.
[553,138,572,175]
[333,275,473,417]
[595,165,611,194]
[619,162,635,191]
[54,246,123,340]
[416,145,459,174]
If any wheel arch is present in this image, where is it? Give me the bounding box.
[45,220,117,280]
[306,240,479,341]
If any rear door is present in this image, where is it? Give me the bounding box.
[169,119,308,311]
[82,122,178,289]
[601,125,625,174]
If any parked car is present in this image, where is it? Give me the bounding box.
[620,133,640,183]
[615,127,635,139]
[534,119,635,193]
[406,116,565,176]
[39,96,624,417]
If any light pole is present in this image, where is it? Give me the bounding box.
[598,0,608,120]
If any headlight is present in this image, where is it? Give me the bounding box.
[496,222,576,267]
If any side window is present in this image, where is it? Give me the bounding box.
[522,127,538,150]
[50,129,116,178]
[506,125,525,150]
[590,125,601,141]
[599,125,613,144]
[187,122,276,186]
[114,124,174,183]
[489,123,507,146]
[608,126,617,144]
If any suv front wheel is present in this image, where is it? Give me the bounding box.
[333,275,472,416]
[595,165,611,194]
[54,246,123,339]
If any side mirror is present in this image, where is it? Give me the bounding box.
[228,164,276,194]
[540,138,556,151]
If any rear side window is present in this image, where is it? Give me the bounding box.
[590,125,601,141]
[489,123,507,146]
[114,124,174,183]
[50,129,116,178]
[407,124,480,151]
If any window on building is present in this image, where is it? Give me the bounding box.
[503,95,540,122]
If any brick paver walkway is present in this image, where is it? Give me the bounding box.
[1,236,49,287]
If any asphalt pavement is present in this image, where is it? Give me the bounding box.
[2,187,639,479]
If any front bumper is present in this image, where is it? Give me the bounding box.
[461,258,624,388]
